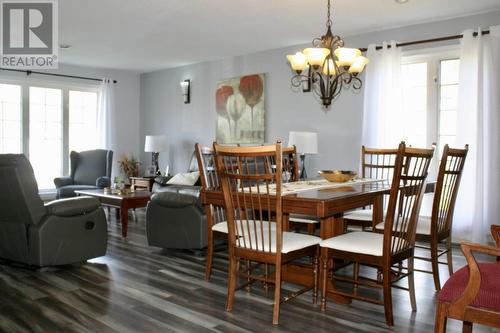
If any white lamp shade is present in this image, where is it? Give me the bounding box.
[288,131,318,154]
[144,135,168,152]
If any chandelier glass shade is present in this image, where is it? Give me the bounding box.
[287,0,369,108]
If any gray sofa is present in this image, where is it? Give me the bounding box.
[146,156,207,250]
[54,149,113,199]
[0,154,108,267]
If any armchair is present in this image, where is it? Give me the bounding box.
[54,149,113,199]
[435,225,500,332]
[0,154,107,267]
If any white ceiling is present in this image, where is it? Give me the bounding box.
[59,0,500,73]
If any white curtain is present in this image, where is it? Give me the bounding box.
[362,41,403,148]
[97,78,115,150]
[453,26,500,243]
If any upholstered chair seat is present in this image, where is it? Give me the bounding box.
[375,216,431,235]
[345,209,374,222]
[439,263,500,312]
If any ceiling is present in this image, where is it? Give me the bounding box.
[59,0,500,73]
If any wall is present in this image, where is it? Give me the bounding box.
[140,10,500,175]
[0,63,141,178]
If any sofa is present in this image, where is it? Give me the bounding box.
[54,149,113,199]
[0,154,108,267]
[145,155,207,250]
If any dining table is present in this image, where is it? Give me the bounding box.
[200,178,436,304]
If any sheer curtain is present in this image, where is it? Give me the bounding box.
[97,78,115,150]
[453,26,500,243]
[362,41,403,148]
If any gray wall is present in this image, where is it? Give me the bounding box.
[140,10,500,175]
[0,63,141,178]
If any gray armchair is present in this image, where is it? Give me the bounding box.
[54,149,113,199]
[0,154,107,267]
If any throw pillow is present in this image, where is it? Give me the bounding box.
[166,171,200,186]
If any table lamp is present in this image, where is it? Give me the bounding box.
[144,135,168,176]
[288,131,318,179]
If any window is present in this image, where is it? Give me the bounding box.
[0,83,22,153]
[0,81,99,191]
[401,48,460,174]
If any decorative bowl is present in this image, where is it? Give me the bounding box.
[318,170,357,183]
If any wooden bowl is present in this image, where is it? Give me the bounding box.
[318,170,357,183]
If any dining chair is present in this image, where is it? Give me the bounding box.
[376,145,468,290]
[195,143,228,281]
[434,225,500,333]
[320,142,434,326]
[344,146,399,230]
[214,141,321,325]
[283,145,319,235]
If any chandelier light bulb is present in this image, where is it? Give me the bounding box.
[303,47,330,68]
[322,59,337,76]
[286,52,308,73]
[334,48,362,67]
[349,56,370,74]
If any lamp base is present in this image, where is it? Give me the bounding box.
[300,154,307,180]
[151,152,161,176]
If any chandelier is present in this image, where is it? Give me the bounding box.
[287,0,369,108]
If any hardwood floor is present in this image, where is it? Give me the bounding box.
[0,209,496,333]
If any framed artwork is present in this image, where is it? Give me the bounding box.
[215,73,265,144]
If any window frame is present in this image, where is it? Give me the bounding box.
[401,45,460,176]
[0,77,100,192]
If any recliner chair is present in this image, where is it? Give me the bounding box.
[0,154,108,267]
[54,149,113,199]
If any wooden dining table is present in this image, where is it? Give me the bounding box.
[201,179,436,304]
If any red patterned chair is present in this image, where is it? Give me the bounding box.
[434,225,500,332]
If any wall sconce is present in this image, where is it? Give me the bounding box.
[180,79,190,104]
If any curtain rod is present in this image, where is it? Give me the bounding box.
[359,30,490,52]
[0,68,117,83]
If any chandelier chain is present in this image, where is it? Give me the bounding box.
[326,0,332,27]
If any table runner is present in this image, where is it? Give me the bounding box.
[243,178,384,196]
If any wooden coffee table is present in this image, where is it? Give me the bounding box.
[75,189,152,238]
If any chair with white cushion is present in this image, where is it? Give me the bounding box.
[344,146,398,230]
[375,144,468,290]
[320,142,434,326]
[283,146,319,234]
[214,142,321,325]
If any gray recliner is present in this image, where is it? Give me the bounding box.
[146,152,207,249]
[0,154,108,267]
[54,149,113,199]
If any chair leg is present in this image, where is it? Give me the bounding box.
[204,231,214,281]
[382,266,394,326]
[312,248,319,304]
[272,258,282,325]
[320,248,329,311]
[225,254,238,312]
[431,241,441,291]
[446,238,454,276]
[434,302,448,333]
[462,321,473,333]
[245,260,252,292]
[307,223,315,235]
[408,257,417,312]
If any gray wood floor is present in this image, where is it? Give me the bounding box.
[0,209,497,333]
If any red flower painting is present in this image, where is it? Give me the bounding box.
[239,75,264,130]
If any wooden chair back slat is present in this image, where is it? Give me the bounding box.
[215,142,283,254]
[384,142,434,256]
[361,146,399,182]
[195,143,227,226]
[432,144,468,236]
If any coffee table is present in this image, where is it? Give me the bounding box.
[75,189,152,238]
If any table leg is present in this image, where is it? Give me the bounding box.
[372,194,384,229]
[283,213,290,232]
[319,214,351,304]
[120,204,129,238]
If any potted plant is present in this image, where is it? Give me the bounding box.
[118,155,141,182]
